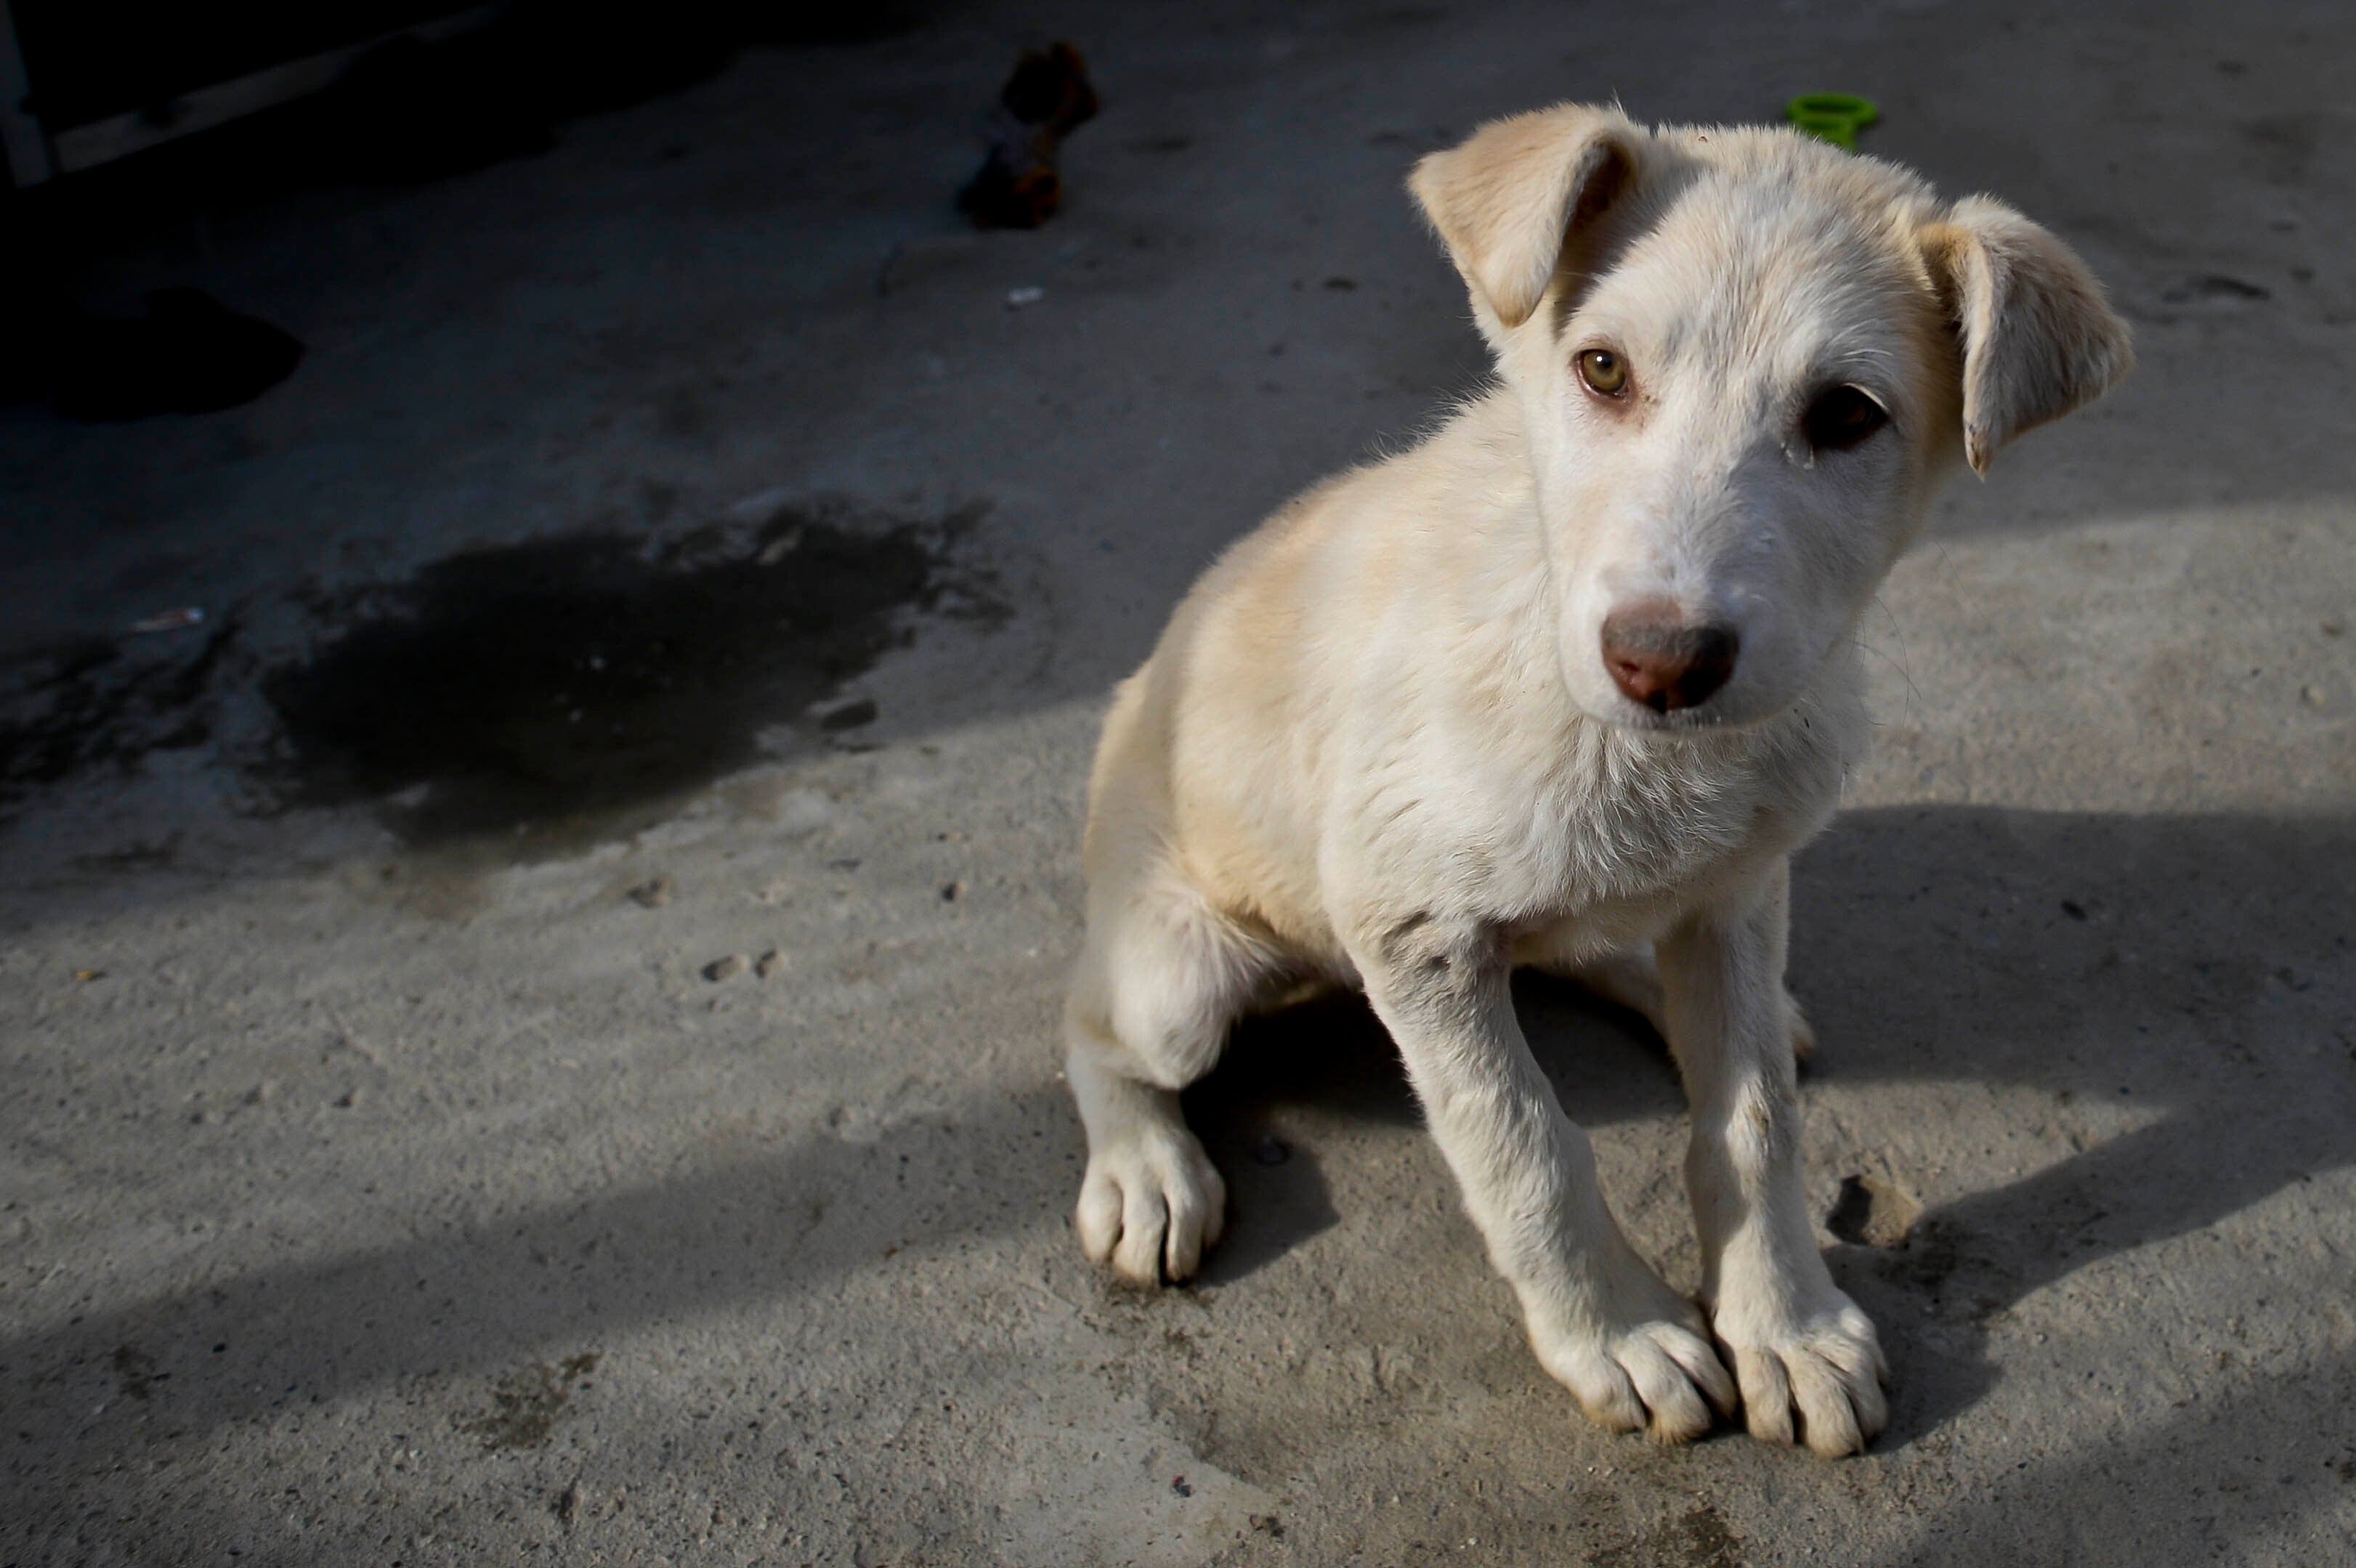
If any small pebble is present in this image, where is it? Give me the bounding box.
[556,1482,583,1524]
[703,954,747,983]
[336,1089,361,1109]
[942,880,966,901]
[244,1083,271,1105]
[2302,684,2325,705]
[628,877,674,909]
[755,949,785,980]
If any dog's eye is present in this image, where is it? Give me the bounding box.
[1802,385,1890,450]
[1576,348,1630,398]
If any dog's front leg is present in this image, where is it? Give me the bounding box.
[1352,914,1736,1442]
[1658,860,1887,1456]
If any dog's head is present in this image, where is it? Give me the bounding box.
[1412,104,2132,731]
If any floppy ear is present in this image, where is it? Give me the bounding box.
[1409,103,1645,331]
[1918,196,2134,475]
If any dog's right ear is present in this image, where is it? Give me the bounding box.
[1410,104,1645,332]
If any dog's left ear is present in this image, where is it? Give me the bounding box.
[1410,103,1645,332]
[1918,196,2134,476]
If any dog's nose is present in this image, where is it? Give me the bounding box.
[1600,603,1739,713]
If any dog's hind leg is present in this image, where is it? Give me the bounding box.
[1065,876,1276,1285]
[1560,946,1673,1036]
[1521,935,1815,1061]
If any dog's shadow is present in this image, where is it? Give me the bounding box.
[1183,973,1678,1288]
[1183,990,1418,1285]
[1180,803,2356,1447]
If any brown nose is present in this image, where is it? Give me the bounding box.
[1600,604,1739,713]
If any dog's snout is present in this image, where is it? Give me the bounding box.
[1600,602,1739,713]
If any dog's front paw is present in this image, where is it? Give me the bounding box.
[1713,1291,1887,1457]
[1075,1129,1226,1285]
[1530,1294,1737,1445]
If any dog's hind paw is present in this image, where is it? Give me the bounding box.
[1075,1130,1227,1285]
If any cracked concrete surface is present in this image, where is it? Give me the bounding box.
[4,2,2355,1563]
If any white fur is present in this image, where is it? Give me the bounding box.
[1061,104,2130,1455]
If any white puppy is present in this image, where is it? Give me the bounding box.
[1061,104,2130,1455]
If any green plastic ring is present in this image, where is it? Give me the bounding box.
[1785,92,1879,150]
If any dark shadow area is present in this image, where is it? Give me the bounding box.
[1516,970,1691,1124]
[9,1,941,223]
[0,620,235,794]
[1789,805,2356,1449]
[1185,990,1418,1285]
[1181,970,1683,1286]
[1885,1354,2356,1564]
[0,3,946,425]
[11,288,304,421]
[0,1082,1082,1490]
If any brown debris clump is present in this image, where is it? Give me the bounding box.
[959,43,1100,229]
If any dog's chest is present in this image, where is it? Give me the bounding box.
[1470,718,1840,931]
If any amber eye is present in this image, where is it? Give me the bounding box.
[1803,384,1890,450]
[1576,347,1630,397]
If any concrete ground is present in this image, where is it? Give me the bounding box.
[4,1,2355,1562]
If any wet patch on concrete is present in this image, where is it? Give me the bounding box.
[461,1352,600,1453]
[1652,1504,1745,1568]
[265,499,1001,854]
[110,1344,162,1402]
